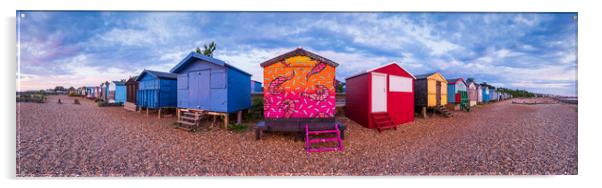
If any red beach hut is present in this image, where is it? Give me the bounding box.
[345,63,415,131]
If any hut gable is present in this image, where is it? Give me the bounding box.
[171,52,251,113]
[260,48,339,68]
[262,48,338,119]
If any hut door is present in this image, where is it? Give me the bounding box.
[371,73,387,112]
[189,70,211,109]
[436,81,442,105]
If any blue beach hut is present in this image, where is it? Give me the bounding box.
[489,86,497,102]
[251,80,263,93]
[480,83,491,103]
[135,70,178,111]
[111,81,126,104]
[170,52,252,115]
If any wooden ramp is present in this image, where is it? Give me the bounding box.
[434,105,453,118]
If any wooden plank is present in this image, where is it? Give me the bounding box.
[224,113,228,129]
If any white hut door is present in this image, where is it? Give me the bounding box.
[371,73,387,113]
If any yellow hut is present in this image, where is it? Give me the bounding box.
[413,72,452,117]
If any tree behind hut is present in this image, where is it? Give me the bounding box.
[195,41,217,57]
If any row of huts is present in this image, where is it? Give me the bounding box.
[72,48,511,132]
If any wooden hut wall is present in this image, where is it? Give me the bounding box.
[426,74,447,107]
[126,81,138,103]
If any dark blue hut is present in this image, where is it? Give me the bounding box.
[170,52,252,113]
[135,70,178,110]
[251,80,263,93]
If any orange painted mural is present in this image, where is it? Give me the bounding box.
[263,55,336,119]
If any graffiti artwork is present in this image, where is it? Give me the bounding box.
[263,55,336,119]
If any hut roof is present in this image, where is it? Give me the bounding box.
[447,78,467,86]
[480,82,495,89]
[136,70,177,81]
[112,81,126,85]
[414,72,440,79]
[346,62,416,80]
[126,76,138,84]
[170,52,252,76]
[259,48,339,67]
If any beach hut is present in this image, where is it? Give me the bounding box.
[466,78,478,107]
[481,83,491,103]
[135,70,178,116]
[170,52,252,127]
[446,78,469,111]
[345,63,415,131]
[111,81,126,104]
[489,86,497,102]
[124,76,139,111]
[476,83,483,104]
[84,87,92,98]
[257,48,343,153]
[99,81,110,102]
[251,80,263,93]
[414,72,452,117]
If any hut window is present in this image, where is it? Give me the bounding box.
[178,74,188,89]
[210,70,226,89]
[389,75,412,92]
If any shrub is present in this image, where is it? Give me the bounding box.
[227,123,249,133]
[96,101,107,107]
[16,93,46,103]
[245,98,264,120]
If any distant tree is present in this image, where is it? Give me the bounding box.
[54,86,65,91]
[194,41,217,57]
[68,86,75,91]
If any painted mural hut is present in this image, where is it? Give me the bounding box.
[345,63,415,132]
[170,52,252,130]
[447,78,469,111]
[256,48,344,153]
[414,72,453,117]
[135,70,178,118]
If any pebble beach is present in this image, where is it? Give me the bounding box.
[16,96,577,176]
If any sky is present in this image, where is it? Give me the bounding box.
[16,11,577,96]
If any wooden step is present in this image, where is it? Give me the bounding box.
[182,112,199,117]
[307,147,341,152]
[177,120,196,126]
[308,138,339,143]
[180,116,198,121]
[374,116,391,121]
[308,130,339,135]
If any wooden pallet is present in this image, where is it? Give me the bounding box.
[124,102,137,112]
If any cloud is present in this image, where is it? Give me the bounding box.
[16,12,578,96]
